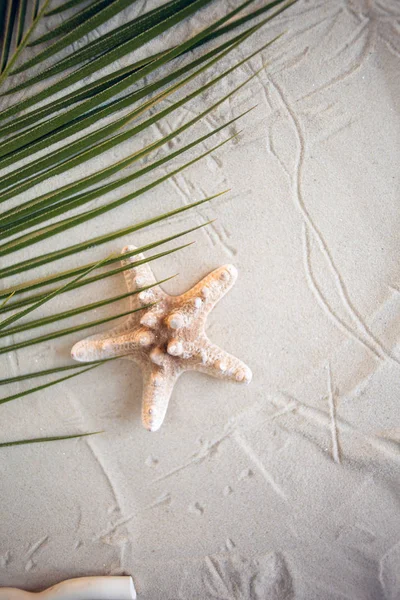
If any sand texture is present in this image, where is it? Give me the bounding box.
[1,0,400,598]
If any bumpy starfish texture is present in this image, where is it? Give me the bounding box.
[71,246,252,432]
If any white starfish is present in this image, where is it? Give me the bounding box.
[71,246,252,432]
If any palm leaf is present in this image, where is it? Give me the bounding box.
[0,255,111,330]
[0,193,220,278]
[0,124,239,233]
[0,0,285,135]
[0,0,19,73]
[0,0,259,165]
[1,0,240,109]
[0,54,155,136]
[0,22,262,172]
[0,304,153,355]
[0,364,101,406]
[0,432,102,448]
[0,238,197,307]
[20,0,286,84]
[0,361,111,385]
[0,243,193,314]
[0,43,260,201]
[0,276,174,338]
[0,113,247,249]
[23,0,186,65]
[15,0,29,46]
[0,0,297,446]
[46,0,94,16]
[0,291,15,308]
[0,0,52,85]
[31,0,185,47]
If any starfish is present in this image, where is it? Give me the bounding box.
[71,245,252,431]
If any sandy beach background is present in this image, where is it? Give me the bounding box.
[1,0,400,598]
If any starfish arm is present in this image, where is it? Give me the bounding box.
[192,340,252,384]
[141,367,180,432]
[71,327,152,361]
[71,335,121,362]
[121,245,166,309]
[177,265,238,321]
[81,316,137,343]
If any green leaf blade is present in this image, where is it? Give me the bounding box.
[30,0,118,45]
[0,364,101,406]
[0,432,103,448]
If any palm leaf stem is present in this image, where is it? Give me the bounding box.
[0,432,102,448]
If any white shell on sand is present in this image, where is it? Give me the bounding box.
[0,576,136,600]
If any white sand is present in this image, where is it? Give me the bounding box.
[1,1,400,598]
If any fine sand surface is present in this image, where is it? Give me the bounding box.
[1,1,400,598]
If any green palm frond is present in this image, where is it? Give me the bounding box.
[45,0,90,16]
[1,0,252,104]
[0,364,101,406]
[0,0,52,82]
[0,355,126,385]
[0,291,15,309]
[0,276,174,338]
[0,240,196,310]
[0,0,297,447]
[0,255,111,330]
[0,362,107,385]
[0,193,221,278]
[0,126,239,236]
[0,303,155,355]
[0,432,102,448]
